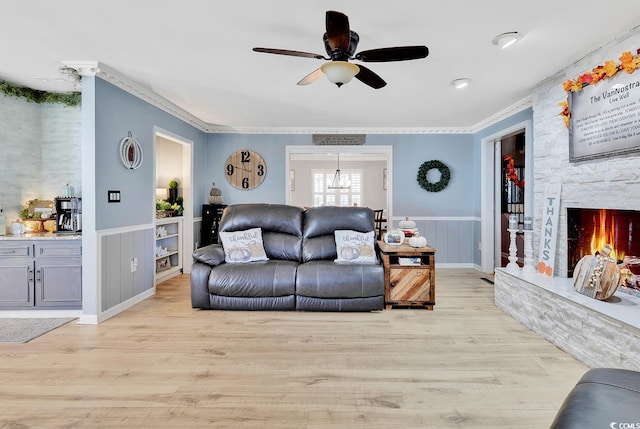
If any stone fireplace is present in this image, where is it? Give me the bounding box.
[493,27,640,371]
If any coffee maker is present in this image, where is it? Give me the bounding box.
[55,197,82,233]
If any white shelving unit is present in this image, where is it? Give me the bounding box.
[155,216,183,283]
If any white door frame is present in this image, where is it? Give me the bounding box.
[284,145,393,220]
[153,127,194,274]
[480,120,533,273]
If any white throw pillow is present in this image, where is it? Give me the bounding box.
[334,230,376,264]
[219,227,268,263]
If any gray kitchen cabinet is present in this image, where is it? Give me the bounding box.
[0,239,82,309]
[0,243,34,308]
[34,242,82,308]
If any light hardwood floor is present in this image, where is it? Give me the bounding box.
[0,269,587,428]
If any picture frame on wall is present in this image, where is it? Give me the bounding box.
[568,70,640,162]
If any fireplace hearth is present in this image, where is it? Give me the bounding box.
[567,208,640,296]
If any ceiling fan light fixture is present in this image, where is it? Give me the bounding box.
[492,32,521,49]
[451,78,471,89]
[321,61,360,87]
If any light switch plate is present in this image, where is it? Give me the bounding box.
[108,190,121,203]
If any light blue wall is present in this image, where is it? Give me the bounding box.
[205,133,474,217]
[367,134,474,216]
[203,134,310,209]
[95,78,207,230]
[205,133,476,265]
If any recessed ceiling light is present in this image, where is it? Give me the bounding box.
[492,32,522,49]
[451,78,471,89]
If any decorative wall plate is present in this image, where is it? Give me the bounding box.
[119,131,143,170]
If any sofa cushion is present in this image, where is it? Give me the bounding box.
[208,260,298,297]
[334,230,376,264]
[303,206,375,262]
[219,204,303,261]
[296,260,384,298]
[219,227,268,263]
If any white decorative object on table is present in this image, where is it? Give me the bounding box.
[398,217,416,229]
[383,229,405,246]
[408,235,427,248]
[10,221,26,235]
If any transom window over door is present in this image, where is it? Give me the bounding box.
[313,170,362,207]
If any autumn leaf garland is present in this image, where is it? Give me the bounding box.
[559,49,640,127]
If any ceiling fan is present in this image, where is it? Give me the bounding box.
[253,10,429,89]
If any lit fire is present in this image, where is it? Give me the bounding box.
[590,209,623,261]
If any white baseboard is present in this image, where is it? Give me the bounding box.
[436,263,476,269]
[78,288,156,325]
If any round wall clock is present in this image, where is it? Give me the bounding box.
[224,149,267,190]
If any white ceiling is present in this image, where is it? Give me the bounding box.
[2,1,639,131]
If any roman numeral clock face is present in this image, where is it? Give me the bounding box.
[224,149,267,190]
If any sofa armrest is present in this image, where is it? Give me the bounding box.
[193,244,226,266]
[191,261,212,309]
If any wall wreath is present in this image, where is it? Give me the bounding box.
[417,160,451,192]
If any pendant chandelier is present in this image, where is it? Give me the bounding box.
[328,153,351,190]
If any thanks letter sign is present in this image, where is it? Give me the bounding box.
[537,184,561,276]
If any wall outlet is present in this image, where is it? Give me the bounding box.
[131,257,138,273]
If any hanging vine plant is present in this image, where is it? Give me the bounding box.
[0,78,80,107]
[417,160,451,192]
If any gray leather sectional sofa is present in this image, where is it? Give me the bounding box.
[549,368,640,428]
[191,204,384,311]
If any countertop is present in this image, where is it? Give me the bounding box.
[0,232,82,240]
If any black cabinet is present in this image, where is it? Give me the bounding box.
[201,204,226,247]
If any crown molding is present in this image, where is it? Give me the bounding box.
[91,62,532,135]
[204,125,477,134]
[95,63,210,132]
[468,95,532,132]
[61,61,99,76]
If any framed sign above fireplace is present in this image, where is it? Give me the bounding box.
[568,59,640,162]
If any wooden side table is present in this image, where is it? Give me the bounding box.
[377,241,436,310]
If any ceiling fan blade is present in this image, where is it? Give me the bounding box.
[355,46,429,62]
[297,68,324,86]
[355,65,387,89]
[253,47,326,60]
[325,10,351,52]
